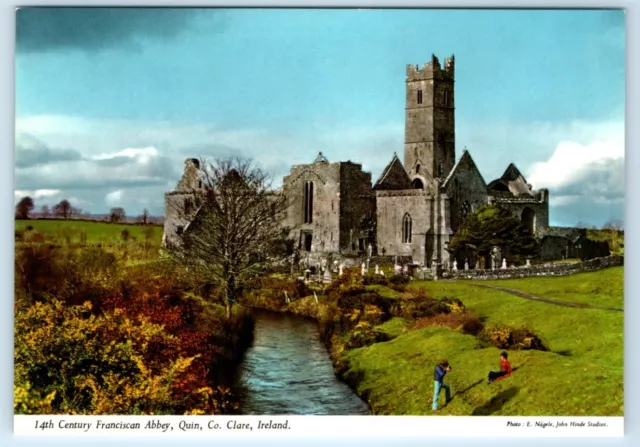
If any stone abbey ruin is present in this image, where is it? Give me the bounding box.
[163,55,605,272]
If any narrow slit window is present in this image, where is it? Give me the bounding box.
[417,89,423,105]
[402,213,412,244]
[444,89,450,106]
[303,181,314,224]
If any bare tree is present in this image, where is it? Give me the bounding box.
[109,207,126,224]
[41,205,50,218]
[140,208,150,225]
[168,157,291,319]
[15,197,35,220]
[53,200,71,220]
[603,218,623,231]
[70,207,82,219]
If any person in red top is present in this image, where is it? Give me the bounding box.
[487,351,512,384]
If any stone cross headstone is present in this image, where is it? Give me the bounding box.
[367,244,373,259]
[375,264,380,275]
[361,262,366,276]
[464,260,469,271]
[501,258,507,269]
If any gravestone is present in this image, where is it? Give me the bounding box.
[501,258,507,269]
[323,269,332,284]
[367,244,373,259]
[452,262,458,271]
[361,262,366,276]
[464,259,469,270]
[338,264,344,277]
[526,259,531,268]
[375,264,380,275]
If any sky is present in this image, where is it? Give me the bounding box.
[14,8,625,227]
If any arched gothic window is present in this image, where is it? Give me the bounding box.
[303,181,314,224]
[402,213,412,244]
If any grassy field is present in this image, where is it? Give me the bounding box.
[476,267,624,309]
[342,267,624,416]
[15,219,164,244]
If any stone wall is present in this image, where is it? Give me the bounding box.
[281,162,342,253]
[439,255,623,280]
[375,190,433,261]
[338,162,376,253]
[444,151,488,231]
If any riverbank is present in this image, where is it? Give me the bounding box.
[240,267,624,416]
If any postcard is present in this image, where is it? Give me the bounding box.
[14,7,625,438]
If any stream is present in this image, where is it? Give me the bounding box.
[236,310,370,415]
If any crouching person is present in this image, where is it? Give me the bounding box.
[432,359,452,413]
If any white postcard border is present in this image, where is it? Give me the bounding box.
[14,415,624,438]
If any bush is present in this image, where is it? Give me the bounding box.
[397,297,452,319]
[388,274,410,291]
[478,324,548,351]
[460,314,485,336]
[344,321,390,349]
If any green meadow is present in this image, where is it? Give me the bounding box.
[341,268,624,416]
[15,219,164,244]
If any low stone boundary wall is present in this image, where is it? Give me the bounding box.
[439,255,623,280]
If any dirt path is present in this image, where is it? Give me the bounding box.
[450,282,623,312]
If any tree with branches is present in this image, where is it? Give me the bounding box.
[15,197,35,220]
[53,200,72,220]
[41,205,50,218]
[449,204,539,264]
[168,157,291,319]
[110,207,126,224]
[139,208,150,225]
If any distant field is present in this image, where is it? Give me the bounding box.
[476,267,624,309]
[15,219,164,244]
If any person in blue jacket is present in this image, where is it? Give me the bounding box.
[432,359,452,413]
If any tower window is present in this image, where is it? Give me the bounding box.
[303,181,314,224]
[402,213,412,244]
[438,163,443,176]
[443,89,450,106]
[417,89,423,104]
[416,164,421,173]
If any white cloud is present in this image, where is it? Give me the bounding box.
[93,147,159,163]
[14,114,625,226]
[14,189,61,200]
[527,136,624,191]
[105,190,123,206]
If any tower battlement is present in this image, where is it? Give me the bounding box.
[406,54,455,81]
